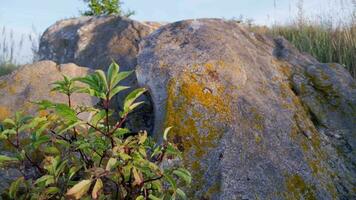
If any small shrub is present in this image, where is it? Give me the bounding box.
[0,61,190,199]
[0,62,19,76]
[82,0,135,17]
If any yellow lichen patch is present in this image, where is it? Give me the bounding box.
[250,107,265,131]
[204,182,221,199]
[272,59,292,78]
[0,106,10,120]
[0,81,6,89]
[164,70,232,196]
[254,134,262,143]
[287,89,338,196]
[8,85,17,95]
[284,174,317,200]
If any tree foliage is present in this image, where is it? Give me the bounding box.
[0,61,190,199]
[82,0,135,17]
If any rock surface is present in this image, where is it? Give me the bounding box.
[39,16,156,71]
[0,60,97,119]
[0,60,98,191]
[39,16,157,133]
[137,19,356,199]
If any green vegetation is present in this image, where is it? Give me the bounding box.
[0,61,190,199]
[249,0,356,77]
[269,18,356,77]
[82,0,135,17]
[0,62,18,76]
[0,27,20,76]
[0,26,39,76]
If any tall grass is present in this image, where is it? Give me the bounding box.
[269,15,356,77]
[268,0,356,77]
[0,27,22,76]
[248,0,356,77]
[0,26,40,76]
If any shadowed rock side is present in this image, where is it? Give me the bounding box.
[0,60,98,191]
[39,16,158,133]
[137,19,356,199]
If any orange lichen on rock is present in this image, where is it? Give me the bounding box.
[0,106,10,120]
[284,174,317,200]
[164,68,232,195]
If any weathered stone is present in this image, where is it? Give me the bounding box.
[0,60,98,191]
[137,19,356,199]
[39,16,157,133]
[0,60,97,118]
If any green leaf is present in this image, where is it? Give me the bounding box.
[0,134,8,140]
[55,139,71,148]
[69,166,82,180]
[163,126,173,141]
[124,88,146,109]
[105,158,117,171]
[111,70,132,87]
[9,177,24,199]
[35,175,54,186]
[109,85,130,99]
[107,61,119,88]
[128,101,145,112]
[148,194,163,200]
[164,172,177,189]
[136,195,145,200]
[138,131,147,144]
[55,159,68,177]
[166,143,182,158]
[66,179,92,200]
[92,178,103,199]
[33,135,51,148]
[113,128,130,138]
[0,155,19,163]
[118,152,131,161]
[34,100,55,110]
[57,121,83,135]
[173,168,192,185]
[95,70,108,91]
[90,110,106,126]
[55,104,78,122]
[77,76,100,91]
[44,147,60,155]
[2,118,15,127]
[44,187,60,196]
[1,129,16,135]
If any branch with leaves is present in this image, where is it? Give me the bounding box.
[0,61,190,200]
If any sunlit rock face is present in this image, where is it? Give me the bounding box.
[39,16,159,133]
[137,18,356,199]
[0,60,97,118]
[0,60,98,191]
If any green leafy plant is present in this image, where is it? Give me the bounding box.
[0,61,190,199]
[82,0,135,17]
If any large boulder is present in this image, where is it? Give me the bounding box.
[137,19,356,199]
[39,16,157,133]
[0,60,98,191]
[38,16,157,71]
[0,60,97,119]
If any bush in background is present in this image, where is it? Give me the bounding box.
[82,0,135,17]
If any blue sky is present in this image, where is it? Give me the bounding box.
[0,0,354,63]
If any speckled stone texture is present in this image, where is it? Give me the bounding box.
[137,19,356,199]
